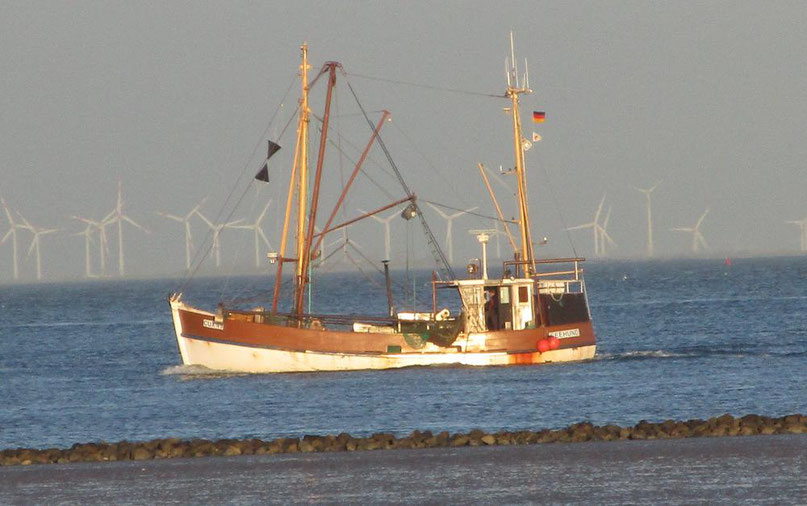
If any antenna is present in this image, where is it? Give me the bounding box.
[510,31,518,88]
[505,58,511,87]
[524,58,530,90]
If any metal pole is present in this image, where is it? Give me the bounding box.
[383,260,394,317]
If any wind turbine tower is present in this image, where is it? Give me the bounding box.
[785,217,807,252]
[1,197,21,279]
[600,205,617,255]
[195,210,243,268]
[360,208,398,261]
[73,215,110,276]
[634,182,660,257]
[72,218,97,278]
[102,180,147,276]
[16,212,60,280]
[567,194,607,256]
[671,209,710,253]
[426,203,477,265]
[157,199,206,271]
[232,200,274,268]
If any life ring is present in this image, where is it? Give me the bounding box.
[310,319,323,330]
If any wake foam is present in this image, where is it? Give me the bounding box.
[160,364,244,378]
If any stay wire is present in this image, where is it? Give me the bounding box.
[420,199,517,224]
[347,72,505,99]
[536,159,579,259]
[177,73,298,295]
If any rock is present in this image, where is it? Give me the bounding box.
[357,438,380,451]
[223,445,242,456]
[495,433,513,445]
[131,447,153,461]
[449,435,469,447]
[481,434,496,445]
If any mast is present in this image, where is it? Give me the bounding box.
[293,43,311,312]
[296,62,338,314]
[271,43,310,314]
[505,32,535,276]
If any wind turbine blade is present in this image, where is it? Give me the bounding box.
[603,206,612,228]
[567,222,595,231]
[27,237,37,256]
[695,209,709,229]
[603,230,617,248]
[122,215,147,232]
[594,194,606,222]
[195,211,214,228]
[15,212,32,229]
[101,210,116,224]
[257,200,272,223]
[157,212,184,222]
[670,227,694,232]
[426,202,450,220]
[258,229,273,249]
[696,232,709,250]
[2,199,14,224]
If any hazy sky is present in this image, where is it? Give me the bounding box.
[1,1,805,282]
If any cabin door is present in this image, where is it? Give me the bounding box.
[498,286,512,330]
[512,284,534,330]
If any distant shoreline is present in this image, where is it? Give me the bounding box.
[1,413,803,467]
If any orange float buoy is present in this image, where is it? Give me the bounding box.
[549,336,560,350]
[538,339,551,353]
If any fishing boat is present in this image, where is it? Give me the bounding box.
[169,37,596,373]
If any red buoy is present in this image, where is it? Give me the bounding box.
[548,336,560,350]
[538,339,551,353]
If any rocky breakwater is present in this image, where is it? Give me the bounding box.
[1,413,804,467]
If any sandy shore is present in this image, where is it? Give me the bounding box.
[1,434,804,504]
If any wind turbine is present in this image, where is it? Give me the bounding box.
[72,218,97,278]
[634,182,660,257]
[101,180,148,276]
[318,226,365,268]
[157,199,206,271]
[600,205,618,255]
[195,211,243,268]
[671,209,710,253]
[567,194,607,256]
[426,203,477,265]
[490,219,503,259]
[785,217,807,252]
[73,215,111,276]
[232,200,273,268]
[359,208,398,261]
[16,212,60,280]
[1,197,21,279]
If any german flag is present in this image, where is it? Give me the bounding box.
[532,111,546,123]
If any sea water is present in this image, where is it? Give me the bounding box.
[0,257,804,450]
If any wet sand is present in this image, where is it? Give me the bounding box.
[1,434,804,504]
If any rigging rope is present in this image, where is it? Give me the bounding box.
[420,199,517,224]
[535,159,579,259]
[346,72,505,99]
[345,79,455,280]
[177,73,299,295]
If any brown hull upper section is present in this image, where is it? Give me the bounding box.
[177,307,595,355]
